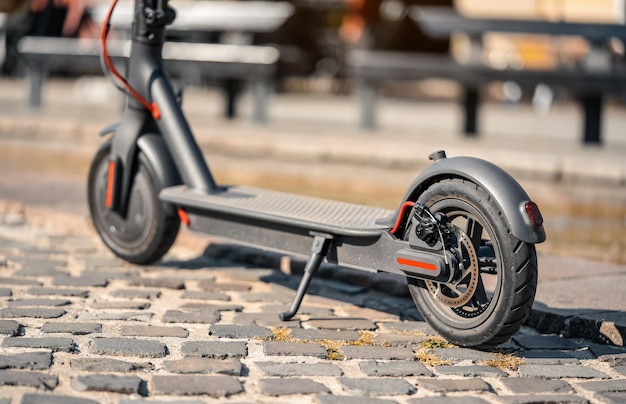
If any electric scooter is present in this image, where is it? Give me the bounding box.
[88,0,546,350]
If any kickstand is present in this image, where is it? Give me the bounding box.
[279,233,333,321]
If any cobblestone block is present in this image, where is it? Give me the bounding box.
[0,369,58,389]
[70,358,153,372]
[91,337,168,358]
[499,377,574,394]
[494,394,588,404]
[0,307,66,319]
[182,341,247,358]
[151,375,243,397]
[0,320,20,336]
[340,345,415,361]
[339,377,416,396]
[90,301,151,310]
[306,318,377,331]
[359,360,432,377]
[259,378,330,396]
[129,277,185,289]
[182,291,231,301]
[290,328,360,341]
[416,378,491,393]
[433,365,508,377]
[0,277,42,286]
[13,263,67,277]
[240,292,293,303]
[2,337,75,352]
[71,374,145,395]
[518,364,609,379]
[179,302,243,312]
[197,280,251,291]
[209,324,273,339]
[371,321,432,334]
[575,379,626,393]
[163,357,242,375]
[599,354,626,367]
[427,348,495,364]
[26,287,89,297]
[8,299,71,307]
[594,391,626,404]
[513,335,582,350]
[0,352,52,370]
[162,309,220,324]
[53,274,107,287]
[119,325,189,338]
[110,289,161,299]
[405,398,491,404]
[316,396,397,404]
[373,332,428,347]
[41,322,102,335]
[519,350,580,364]
[77,311,154,322]
[0,288,11,297]
[233,312,301,328]
[21,394,99,404]
[257,362,343,377]
[263,341,327,358]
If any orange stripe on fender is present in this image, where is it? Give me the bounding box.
[397,257,437,271]
[105,160,116,208]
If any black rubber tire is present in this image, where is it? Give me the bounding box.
[408,178,537,350]
[87,140,180,265]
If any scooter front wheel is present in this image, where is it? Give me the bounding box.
[408,178,537,350]
[87,141,180,264]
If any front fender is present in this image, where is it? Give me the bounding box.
[388,153,546,244]
[137,133,182,190]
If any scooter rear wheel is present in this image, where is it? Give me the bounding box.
[87,141,180,264]
[408,178,537,350]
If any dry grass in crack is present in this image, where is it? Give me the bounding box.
[415,348,451,366]
[483,352,525,370]
[421,336,455,349]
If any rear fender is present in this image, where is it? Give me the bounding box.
[384,153,546,244]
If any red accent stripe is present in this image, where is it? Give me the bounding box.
[397,257,437,271]
[105,160,116,208]
[390,201,415,235]
[178,208,190,227]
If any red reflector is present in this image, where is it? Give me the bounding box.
[525,201,543,227]
[177,207,190,227]
[397,257,437,271]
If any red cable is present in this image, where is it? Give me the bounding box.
[101,0,161,120]
[390,201,415,235]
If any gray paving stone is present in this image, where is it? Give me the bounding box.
[232,312,301,328]
[359,360,433,377]
[41,322,102,335]
[598,353,626,367]
[26,287,89,297]
[181,341,247,358]
[119,324,189,338]
[71,374,145,395]
[0,369,58,389]
[151,374,243,397]
[406,398,491,404]
[513,334,582,350]
[290,328,361,341]
[416,378,491,393]
[427,347,495,364]
[53,274,108,287]
[575,379,626,393]
[0,307,66,319]
[178,302,243,312]
[306,318,377,331]
[162,309,220,324]
[208,324,273,339]
[0,319,20,336]
[494,394,589,404]
[181,291,231,301]
[110,289,161,299]
[71,358,153,372]
[519,350,580,364]
[373,332,428,347]
[260,378,330,396]
[90,301,151,309]
[264,304,334,317]
[163,357,242,375]
[433,365,508,377]
[21,393,99,404]
[339,377,416,396]
[8,299,71,307]
[257,362,343,377]
[340,345,415,361]
[0,288,11,297]
[263,341,327,358]
[118,401,204,404]
[613,366,626,376]
[77,311,154,322]
[0,352,52,370]
[240,292,293,303]
[316,396,397,404]
[129,277,185,289]
[499,377,574,394]
[13,266,67,277]
[197,280,252,291]
[2,337,75,352]
[91,337,168,358]
[0,277,42,286]
[594,391,626,404]
[518,364,609,379]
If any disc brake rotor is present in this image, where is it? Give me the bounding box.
[425,230,479,308]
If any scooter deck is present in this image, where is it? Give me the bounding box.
[161,185,393,237]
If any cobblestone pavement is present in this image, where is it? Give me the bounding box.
[1,203,626,404]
